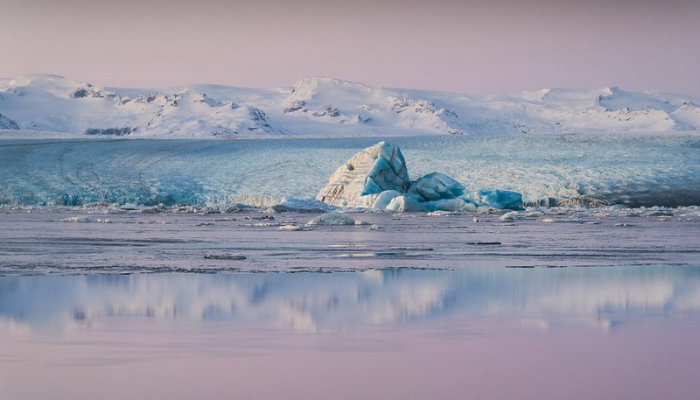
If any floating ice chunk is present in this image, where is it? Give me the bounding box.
[358,190,403,210]
[408,172,465,201]
[426,210,460,216]
[279,224,304,231]
[307,212,356,226]
[386,195,427,212]
[271,197,336,213]
[615,222,633,227]
[316,142,410,207]
[61,216,96,223]
[424,198,476,212]
[499,211,520,221]
[468,190,523,210]
[204,253,246,260]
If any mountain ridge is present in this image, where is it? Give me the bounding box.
[1,74,698,138]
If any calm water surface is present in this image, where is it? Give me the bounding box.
[1,267,699,400]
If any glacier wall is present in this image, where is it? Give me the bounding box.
[1,135,699,208]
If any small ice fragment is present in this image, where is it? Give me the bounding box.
[542,218,555,223]
[499,211,520,222]
[204,253,246,260]
[369,224,383,230]
[271,197,336,213]
[61,216,96,223]
[354,220,370,225]
[279,224,303,231]
[426,210,459,217]
[307,212,356,226]
[646,211,673,217]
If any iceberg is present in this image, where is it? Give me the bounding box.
[316,141,410,207]
[316,142,523,212]
[407,172,464,201]
[468,190,523,210]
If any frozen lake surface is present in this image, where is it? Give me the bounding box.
[1,207,699,274]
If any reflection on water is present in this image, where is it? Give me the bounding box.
[2,267,700,400]
[2,266,699,334]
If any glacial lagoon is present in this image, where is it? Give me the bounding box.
[1,135,699,399]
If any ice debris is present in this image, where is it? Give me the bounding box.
[307,212,356,226]
[204,253,246,260]
[60,216,111,223]
[316,142,523,212]
[269,197,336,213]
[278,224,305,231]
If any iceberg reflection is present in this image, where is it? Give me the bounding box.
[1,266,699,333]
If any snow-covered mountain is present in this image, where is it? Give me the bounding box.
[1,74,699,138]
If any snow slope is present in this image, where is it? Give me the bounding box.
[1,74,698,138]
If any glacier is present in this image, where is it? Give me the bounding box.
[0,135,698,209]
[1,74,700,138]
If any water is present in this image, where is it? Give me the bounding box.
[1,268,699,400]
[1,208,698,274]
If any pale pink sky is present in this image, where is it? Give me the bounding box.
[2,0,699,95]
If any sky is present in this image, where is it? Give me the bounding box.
[1,0,699,95]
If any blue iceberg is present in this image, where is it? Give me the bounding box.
[316,142,523,212]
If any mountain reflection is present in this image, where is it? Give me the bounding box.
[1,266,699,333]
